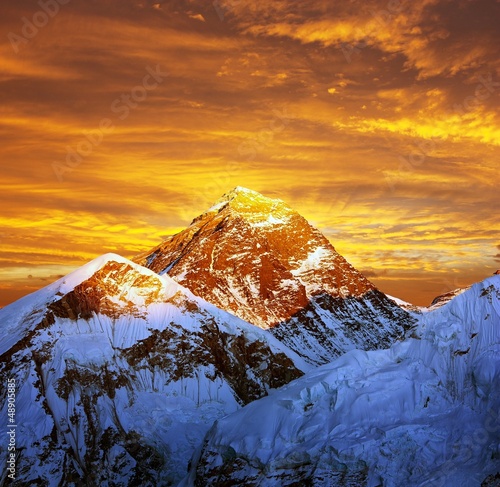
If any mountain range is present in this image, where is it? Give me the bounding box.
[0,187,498,486]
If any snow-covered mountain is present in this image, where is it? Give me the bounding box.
[135,187,415,365]
[184,275,500,486]
[428,286,471,310]
[386,294,423,313]
[0,254,308,486]
[386,287,472,314]
[4,188,491,486]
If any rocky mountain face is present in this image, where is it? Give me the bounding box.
[135,187,415,365]
[184,275,500,487]
[0,254,308,486]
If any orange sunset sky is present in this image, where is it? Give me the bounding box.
[1,0,499,307]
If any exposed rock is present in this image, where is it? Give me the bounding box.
[429,286,471,309]
[185,276,500,487]
[483,473,500,486]
[136,187,416,364]
[0,255,307,486]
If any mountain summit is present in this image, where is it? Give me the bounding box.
[135,187,415,364]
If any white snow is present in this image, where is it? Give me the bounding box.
[3,232,497,487]
[185,276,500,486]
[251,214,291,227]
[386,294,414,307]
[291,246,331,276]
[0,253,311,486]
[0,253,180,356]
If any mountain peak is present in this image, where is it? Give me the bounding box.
[206,187,293,227]
[225,186,260,197]
[187,276,500,486]
[0,252,308,486]
[212,186,268,206]
[135,188,415,364]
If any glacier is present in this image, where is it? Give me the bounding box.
[184,275,500,486]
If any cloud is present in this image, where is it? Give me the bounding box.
[494,245,500,263]
[222,0,500,80]
[361,268,389,278]
[188,12,206,22]
[0,0,498,307]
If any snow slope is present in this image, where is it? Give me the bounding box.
[185,275,500,486]
[385,294,423,313]
[135,187,415,365]
[0,254,309,486]
[427,286,471,310]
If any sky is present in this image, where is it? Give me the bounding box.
[0,0,499,307]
